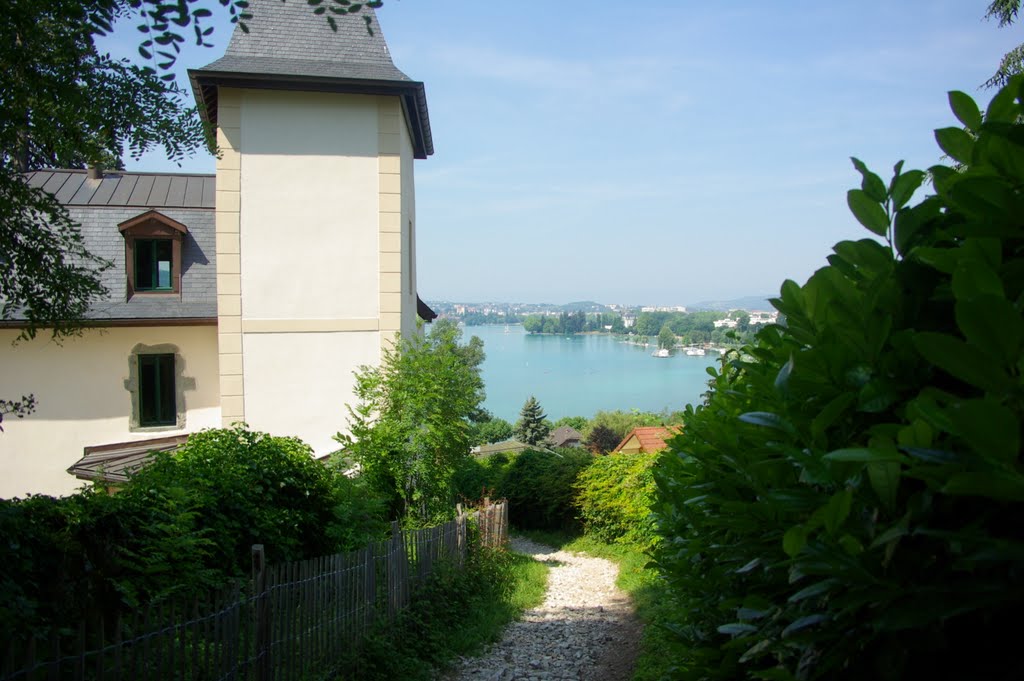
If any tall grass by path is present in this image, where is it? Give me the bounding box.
[516,529,683,681]
[340,547,549,680]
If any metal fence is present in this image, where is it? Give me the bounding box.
[1,501,507,681]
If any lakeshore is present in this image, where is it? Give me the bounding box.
[465,324,721,422]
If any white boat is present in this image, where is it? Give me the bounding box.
[652,348,670,358]
[685,347,706,356]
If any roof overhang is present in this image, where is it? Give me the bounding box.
[189,69,433,159]
[68,435,189,483]
[417,296,437,322]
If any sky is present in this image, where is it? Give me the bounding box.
[105,1,1023,307]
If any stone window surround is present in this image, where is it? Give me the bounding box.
[123,343,196,432]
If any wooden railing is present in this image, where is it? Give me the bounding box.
[1,501,507,681]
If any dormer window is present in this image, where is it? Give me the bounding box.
[119,210,188,297]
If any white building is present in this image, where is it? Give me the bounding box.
[0,2,435,497]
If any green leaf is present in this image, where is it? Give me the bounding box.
[913,332,1013,392]
[788,579,838,602]
[774,355,794,394]
[851,157,888,203]
[950,175,1017,219]
[867,460,900,509]
[718,622,759,636]
[889,169,925,210]
[782,614,828,637]
[943,472,1024,502]
[739,412,795,435]
[948,91,982,132]
[823,488,852,534]
[783,525,807,557]
[736,557,762,574]
[839,533,864,556]
[823,448,904,463]
[935,127,975,164]
[847,189,889,236]
[952,258,1005,300]
[811,393,855,443]
[985,83,1020,123]
[955,296,1023,366]
[948,399,1019,464]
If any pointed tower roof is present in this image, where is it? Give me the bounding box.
[189,1,432,158]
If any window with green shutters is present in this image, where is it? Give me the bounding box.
[138,354,176,427]
[134,239,174,291]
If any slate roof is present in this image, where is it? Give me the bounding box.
[190,0,433,158]
[613,426,681,454]
[547,425,583,448]
[16,169,217,322]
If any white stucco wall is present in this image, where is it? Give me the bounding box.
[238,90,380,321]
[0,326,220,498]
[241,331,379,452]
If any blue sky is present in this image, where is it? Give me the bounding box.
[108,1,1022,307]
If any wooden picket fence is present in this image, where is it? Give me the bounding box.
[1,501,507,681]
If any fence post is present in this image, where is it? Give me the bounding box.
[456,503,465,567]
[387,521,401,621]
[252,544,271,681]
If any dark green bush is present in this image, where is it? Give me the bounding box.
[0,426,389,643]
[452,452,513,502]
[575,453,658,551]
[500,448,593,530]
[654,79,1024,680]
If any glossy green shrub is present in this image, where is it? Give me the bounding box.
[575,453,659,551]
[452,452,514,503]
[500,449,593,530]
[654,79,1024,680]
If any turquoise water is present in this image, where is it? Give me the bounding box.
[465,325,720,422]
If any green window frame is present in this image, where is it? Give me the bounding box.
[134,239,174,291]
[138,354,176,427]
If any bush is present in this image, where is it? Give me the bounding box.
[500,448,593,530]
[653,80,1024,680]
[0,426,389,642]
[575,453,659,551]
[452,452,513,503]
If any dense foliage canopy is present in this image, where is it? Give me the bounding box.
[654,79,1024,680]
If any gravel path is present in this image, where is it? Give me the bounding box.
[442,537,642,681]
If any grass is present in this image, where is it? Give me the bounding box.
[516,528,682,681]
[339,545,549,680]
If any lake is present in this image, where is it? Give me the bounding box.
[463,324,720,422]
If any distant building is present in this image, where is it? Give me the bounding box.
[748,311,779,325]
[613,426,681,454]
[713,318,739,329]
[546,426,583,449]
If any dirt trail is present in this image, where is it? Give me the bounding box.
[443,536,642,681]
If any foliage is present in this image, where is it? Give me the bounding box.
[654,80,1024,680]
[0,394,36,432]
[985,0,1024,87]
[514,395,550,446]
[588,408,679,442]
[452,452,515,503]
[468,413,514,446]
[338,320,485,525]
[658,323,676,350]
[0,426,388,643]
[501,449,593,530]
[339,544,548,680]
[553,415,589,432]
[584,423,621,454]
[575,453,659,551]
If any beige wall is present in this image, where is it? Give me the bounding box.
[240,90,381,321]
[242,330,380,454]
[0,326,220,498]
[216,89,422,453]
[399,102,419,338]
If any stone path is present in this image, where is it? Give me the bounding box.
[442,537,642,681]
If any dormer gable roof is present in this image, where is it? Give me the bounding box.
[189,1,432,158]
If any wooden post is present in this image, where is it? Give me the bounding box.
[252,544,271,681]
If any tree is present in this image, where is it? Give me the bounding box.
[514,396,549,446]
[337,320,485,524]
[469,415,514,446]
[553,415,589,432]
[657,324,676,351]
[985,0,1024,86]
[523,314,544,334]
[585,424,620,454]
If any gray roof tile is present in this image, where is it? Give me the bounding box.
[18,170,217,322]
